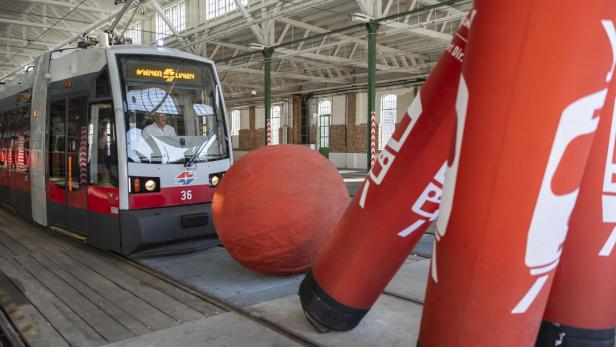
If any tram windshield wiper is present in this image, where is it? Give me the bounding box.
[184,133,218,167]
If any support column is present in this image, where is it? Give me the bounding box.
[263,47,274,145]
[366,22,379,169]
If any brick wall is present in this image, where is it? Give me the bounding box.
[254,129,265,148]
[329,125,346,152]
[238,105,292,150]
[233,87,417,169]
[249,105,255,130]
[355,124,368,153]
[326,93,368,154]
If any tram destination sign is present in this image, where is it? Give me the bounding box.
[124,60,204,85]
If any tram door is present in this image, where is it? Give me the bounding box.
[86,102,121,251]
[47,96,89,234]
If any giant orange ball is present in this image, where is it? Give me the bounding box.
[212,145,350,275]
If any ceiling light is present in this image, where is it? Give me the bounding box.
[351,13,373,23]
[248,43,266,50]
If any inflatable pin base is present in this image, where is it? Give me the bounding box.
[535,321,615,347]
[299,269,368,332]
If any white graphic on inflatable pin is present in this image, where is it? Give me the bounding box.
[431,75,468,283]
[599,95,616,256]
[512,19,616,315]
[358,92,423,209]
[398,162,447,238]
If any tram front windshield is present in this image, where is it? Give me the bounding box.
[119,55,228,165]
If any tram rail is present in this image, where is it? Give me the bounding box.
[0,304,25,347]
[111,252,319,347]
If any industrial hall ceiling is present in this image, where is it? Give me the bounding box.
[0,0,473,106]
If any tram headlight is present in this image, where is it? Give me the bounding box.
[130,176,160,193]
[209,172,226,187]
[145,180,157,192]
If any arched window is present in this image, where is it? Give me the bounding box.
[231,110,240,136]
[379,94,397,150]
[318,99,332,149]
[271,105,281,145]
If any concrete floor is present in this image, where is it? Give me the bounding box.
[128,169,432,346]
[112,258,430,347]
[104,312,306,347]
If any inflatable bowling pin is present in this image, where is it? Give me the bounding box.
[299,12,476,331]
[537,56,616,347]
[418,1,616,346]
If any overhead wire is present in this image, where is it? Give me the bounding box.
[0,34,63,45]
[0,9,92,24]
[0,44,47,51]
[0,0,146,79]
[0,0,90,76]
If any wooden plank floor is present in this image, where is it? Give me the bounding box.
[0,208,224,347]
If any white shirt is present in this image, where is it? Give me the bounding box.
[126,128,149,162]
[142,123,177,140]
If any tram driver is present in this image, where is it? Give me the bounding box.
[142,112,177,140]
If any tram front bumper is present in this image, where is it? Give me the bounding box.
[119,203,217,255]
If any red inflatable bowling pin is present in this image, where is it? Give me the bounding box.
[299,12,475,331]
[537,51,616,347]
[418,1,616,346]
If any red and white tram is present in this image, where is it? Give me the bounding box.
[0,44,232,255]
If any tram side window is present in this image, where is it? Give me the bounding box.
[21,107,30,173]
[1,112,9,169]
[49,99,66,188]
[12,109,25,173]
[8,109,18,170]
[88,103,118,187]
[68,96,88,191]
[17,91,31,173]
[0,113,5,167]
[14,107,30,173]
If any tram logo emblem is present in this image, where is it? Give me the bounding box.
[163,69,176,82]
[176,171,196,186]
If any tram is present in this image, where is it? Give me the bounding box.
[0,41,232,255]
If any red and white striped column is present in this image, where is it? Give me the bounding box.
[370,112,377,167]
[79,126,88,187]
[267,119,272,145]
[16,136,24,172]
